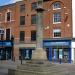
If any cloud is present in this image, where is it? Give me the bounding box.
[12,0,23,3]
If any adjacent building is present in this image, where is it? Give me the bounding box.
[0,0,74,63]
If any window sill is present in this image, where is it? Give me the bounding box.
[53,22,61,24]
[31,24,37,26]
[19,25,25,27]
[19,41,25,43]
[53,37,61,38]
[53,8,61,10]
[31,40,36,42]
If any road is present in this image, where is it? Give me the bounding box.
[0,60,75,75]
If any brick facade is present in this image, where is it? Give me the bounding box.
[0,0,72,60]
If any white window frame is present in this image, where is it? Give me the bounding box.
[53,2,61,10]
[5,9,12,22]
[53,12,61,24]
[53,29,61,38]
[0,28,4,35]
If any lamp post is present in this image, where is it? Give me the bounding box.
[11,35,15,61]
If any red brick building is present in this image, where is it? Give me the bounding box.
[0,0,73,63]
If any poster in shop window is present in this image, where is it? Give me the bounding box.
[59,49,63,59]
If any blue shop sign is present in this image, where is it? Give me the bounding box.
[43,40,71,47]
[3,42,12,47]
[0,41,12,47]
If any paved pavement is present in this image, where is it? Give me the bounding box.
[0,60,75,75]
[0,60,19,75]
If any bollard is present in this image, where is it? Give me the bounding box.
[59,59,62,64]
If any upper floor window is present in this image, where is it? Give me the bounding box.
[31,30,36,41]
[53,29,61,38]
[31,14,37,24]
[0,29,4,35]
[20,31,25,41]
[6,12,11,22]
[53,12,61,24]
[0,14,2,21]
[0,29,4,40]
[20,4,25,12]
[31,2,37,10]
[53,2,61,10]
[6,29,10,40]
[20,16,25,25]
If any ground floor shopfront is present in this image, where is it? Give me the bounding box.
[15,39,72,63]
[1,39,75,64]
[0,41,13,60]
[43,39,72,63]
[19,48,35,60]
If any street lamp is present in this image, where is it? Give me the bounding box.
[11,35,15,61]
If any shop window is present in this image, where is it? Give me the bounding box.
[31,30,36,41]
[53,12,61,24]
[20,16,25,25]
[19,48,32,60]
[31,14,37,24]
[53,29,61,38]
[63,48,69,61]
[0,48,12,60]
[20,31,25,42]
[20,4,25,12]
[52,49,59,60]
[31,2,37,10]
[53,2,61,10]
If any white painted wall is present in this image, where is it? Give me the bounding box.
[71,42,75,63]
[72,0,75,37]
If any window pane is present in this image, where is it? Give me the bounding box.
[7,12,11,21]
[31,31,36,41]
[53,12,61,23]
[0,14,2,21]
[53,29,61,37]
[31,2,37,10]
[6,29,10,40]
[20,16,25,25]
[20,31,25,41]
[53,2,61,9]
[20,4,25,12]
[31,15,37,24]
